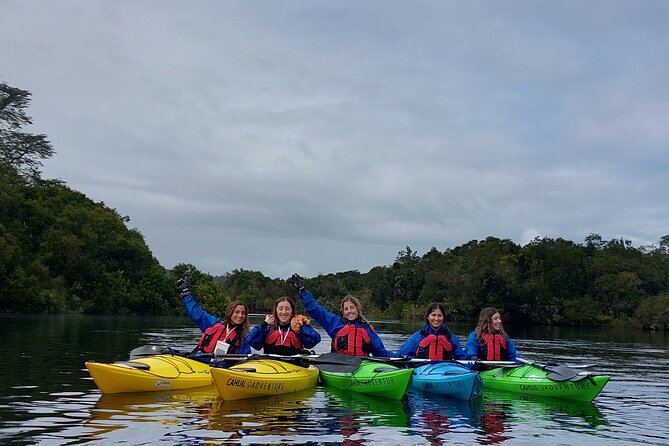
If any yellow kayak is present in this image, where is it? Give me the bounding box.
[210,359,319,401]
[85,354,212,393]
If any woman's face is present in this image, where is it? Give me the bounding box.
[427,309,444,330]
[342,301,359,321]
[491,312,503,331]
[276,301,293,324]
[230,305,247,325]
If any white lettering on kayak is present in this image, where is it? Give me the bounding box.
[154,380,172,388]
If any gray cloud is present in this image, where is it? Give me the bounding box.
[2,1,668,278]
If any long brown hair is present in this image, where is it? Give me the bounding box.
[341,295,375,331]
[272,296,296,327]
[475,307,506,343]
[221,300,250,336]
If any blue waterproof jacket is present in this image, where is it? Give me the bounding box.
[465,331,517,361]
[182,294,251,354]
[247,321,321,352]
[298,289,398,357]
[399,324,467,359]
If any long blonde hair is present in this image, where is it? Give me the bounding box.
[475,307,506,343]
[341,295,375,331]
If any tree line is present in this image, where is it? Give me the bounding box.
[1,80,668,329]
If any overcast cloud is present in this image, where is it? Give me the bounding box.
[2,1,668,278]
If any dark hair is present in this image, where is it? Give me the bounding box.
[341,295,375,331]
[271,296,296,327]
[424,302,446,326]
[475,307,507,343]
[222,300,250,336]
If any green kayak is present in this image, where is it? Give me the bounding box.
[319,360,412,400]
[478,363,610,402]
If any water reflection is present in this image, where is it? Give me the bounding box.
[471,389,608,444]
[405,391,480,445]
[87,386,218,441]
[208,388,318,440]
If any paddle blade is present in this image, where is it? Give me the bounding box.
[543,365,586,382]
[129,345,168,359]
[311,352,363,373]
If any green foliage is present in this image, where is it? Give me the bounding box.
[635,294,669,330]
[0,82,54,178]
[0,160,174,314]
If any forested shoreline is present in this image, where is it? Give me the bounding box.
[2,81,668,329]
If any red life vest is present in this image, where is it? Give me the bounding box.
[416,330,454,360]
[332,323,371,356]
[479,333,508,361]
[264,326,303,355]
[197,322,242,354]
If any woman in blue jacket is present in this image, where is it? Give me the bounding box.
[465,307,517,361]
[288,274,397,357]
[399,302,466,360]
[177,279,251,356]
[247,296,321,355]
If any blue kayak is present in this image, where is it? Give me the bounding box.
[411,362,484,400]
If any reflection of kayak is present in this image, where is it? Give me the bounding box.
[319,360,412,400]
[325,385,411,427]
[208,387,317,433]
[87,385,218,437]
[92,385,218,419]
[210,359,319,400]
[411,362,484,400]
[482,388,608,428]
[478,364,610,402]
[85,355,212,393]
[405,391,480,430]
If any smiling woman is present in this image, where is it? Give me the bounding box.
[465,307,518,361]
[177,279,251,357]
[398,302,467,360]
[246,296,322,355]
[287,273,398,358]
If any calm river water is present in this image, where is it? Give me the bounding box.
[0,314,667,445]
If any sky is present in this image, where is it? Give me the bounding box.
[2,1,668,279]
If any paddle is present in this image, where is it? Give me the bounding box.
[126,346,516,373]
[310,352,364,373]
[128,345,174,359]
[516,357,594,382]
[361,356,518,368]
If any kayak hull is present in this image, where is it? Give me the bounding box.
[411,362,484,400]
[211,359,319,401]
[85,355,212,394]
[319,360,412,400]
[478,364,610,402]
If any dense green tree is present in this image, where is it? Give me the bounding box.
[635,293,669,330]
[0,160,173,314]
[0,82,54,178]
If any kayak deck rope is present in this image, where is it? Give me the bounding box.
[119,355,204,379]
[350,366,398,385]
